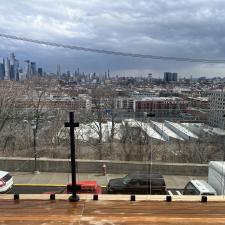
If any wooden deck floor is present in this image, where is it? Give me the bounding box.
[1,195,225,224]
[1,199,225,224]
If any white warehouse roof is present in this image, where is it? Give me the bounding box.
[56,119,225,144]
[151,121,184,141]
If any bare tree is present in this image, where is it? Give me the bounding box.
[119,120,155,161]
[0,81,23,152]
[23,76,59,158]
[78,87,118,160]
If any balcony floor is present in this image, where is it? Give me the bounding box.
[1,195,225,224]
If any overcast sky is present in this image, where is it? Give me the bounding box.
[1,0,225,77]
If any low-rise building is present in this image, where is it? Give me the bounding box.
[115,97,134,112]
[134,97,188,116]
[188,97,208,109]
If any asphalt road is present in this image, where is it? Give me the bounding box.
[2,185,183,195]
[5,185,67,194]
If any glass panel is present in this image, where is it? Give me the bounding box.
[0,76,224,197]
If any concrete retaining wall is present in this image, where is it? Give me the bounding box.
[0,157,208,176]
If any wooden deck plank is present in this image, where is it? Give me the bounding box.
[0,198,225,224]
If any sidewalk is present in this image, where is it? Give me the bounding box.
[11,172,207,189]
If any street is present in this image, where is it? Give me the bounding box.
[6,185,66,194]
[0,172,207,195]
[3,184,184,195]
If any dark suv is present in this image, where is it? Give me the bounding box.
[106,172,166,194]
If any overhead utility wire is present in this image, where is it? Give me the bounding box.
[0,33,225,63]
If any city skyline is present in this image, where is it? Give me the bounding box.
[3,51,225,80]
[1,1,225,77]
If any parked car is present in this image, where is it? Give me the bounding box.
[0,171,13,193]
[44,180,102,194]
[106,172,167,194]
[66,180,102,194]
[183,180,216,196]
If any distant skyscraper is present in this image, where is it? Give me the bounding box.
[0,63,5,80]
[4,58,10,80]
[57,64,61,77]
[148,73,152,84]
[30,62,36,76]
[25,60,31,79]
[164,72,178,82]
[10,53,16,80]
[38,67,43,76]
[10,65,15,80]
[3,53,20,80]
[10,53,15,65]
[15,59,19,80]
[172,73,178,82]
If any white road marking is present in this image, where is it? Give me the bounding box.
[176,190,182,195]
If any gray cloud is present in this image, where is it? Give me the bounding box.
[0,0,225,77]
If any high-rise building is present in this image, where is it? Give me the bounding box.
[0,63,5,80]
[57,64,61,77]
[10,53,15,80]
[25,60,31,79]
[4,57,10,80]
[173,73,178,82]
[14,59,19,80]
[10,53,15,64]
[67,70,71,77]
[164,72,178,82]
[38,67,43,76]
[30,62,36,76]
[8,53,19,80]
[10,65,15,80]
[148,73,152,84]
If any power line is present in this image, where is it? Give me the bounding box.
[0,33,225,63]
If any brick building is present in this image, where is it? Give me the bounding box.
[134,97,188,116]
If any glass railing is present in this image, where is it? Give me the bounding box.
[0,83,224,197]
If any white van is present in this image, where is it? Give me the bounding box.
[208,161,225,195]
[183,180,217,195]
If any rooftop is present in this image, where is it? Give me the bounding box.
[151,121,184,141]
[134,97,183,101]
[57,119,225,143]
[165,121,199,139]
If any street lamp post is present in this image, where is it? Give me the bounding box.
[31,120,39,174]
